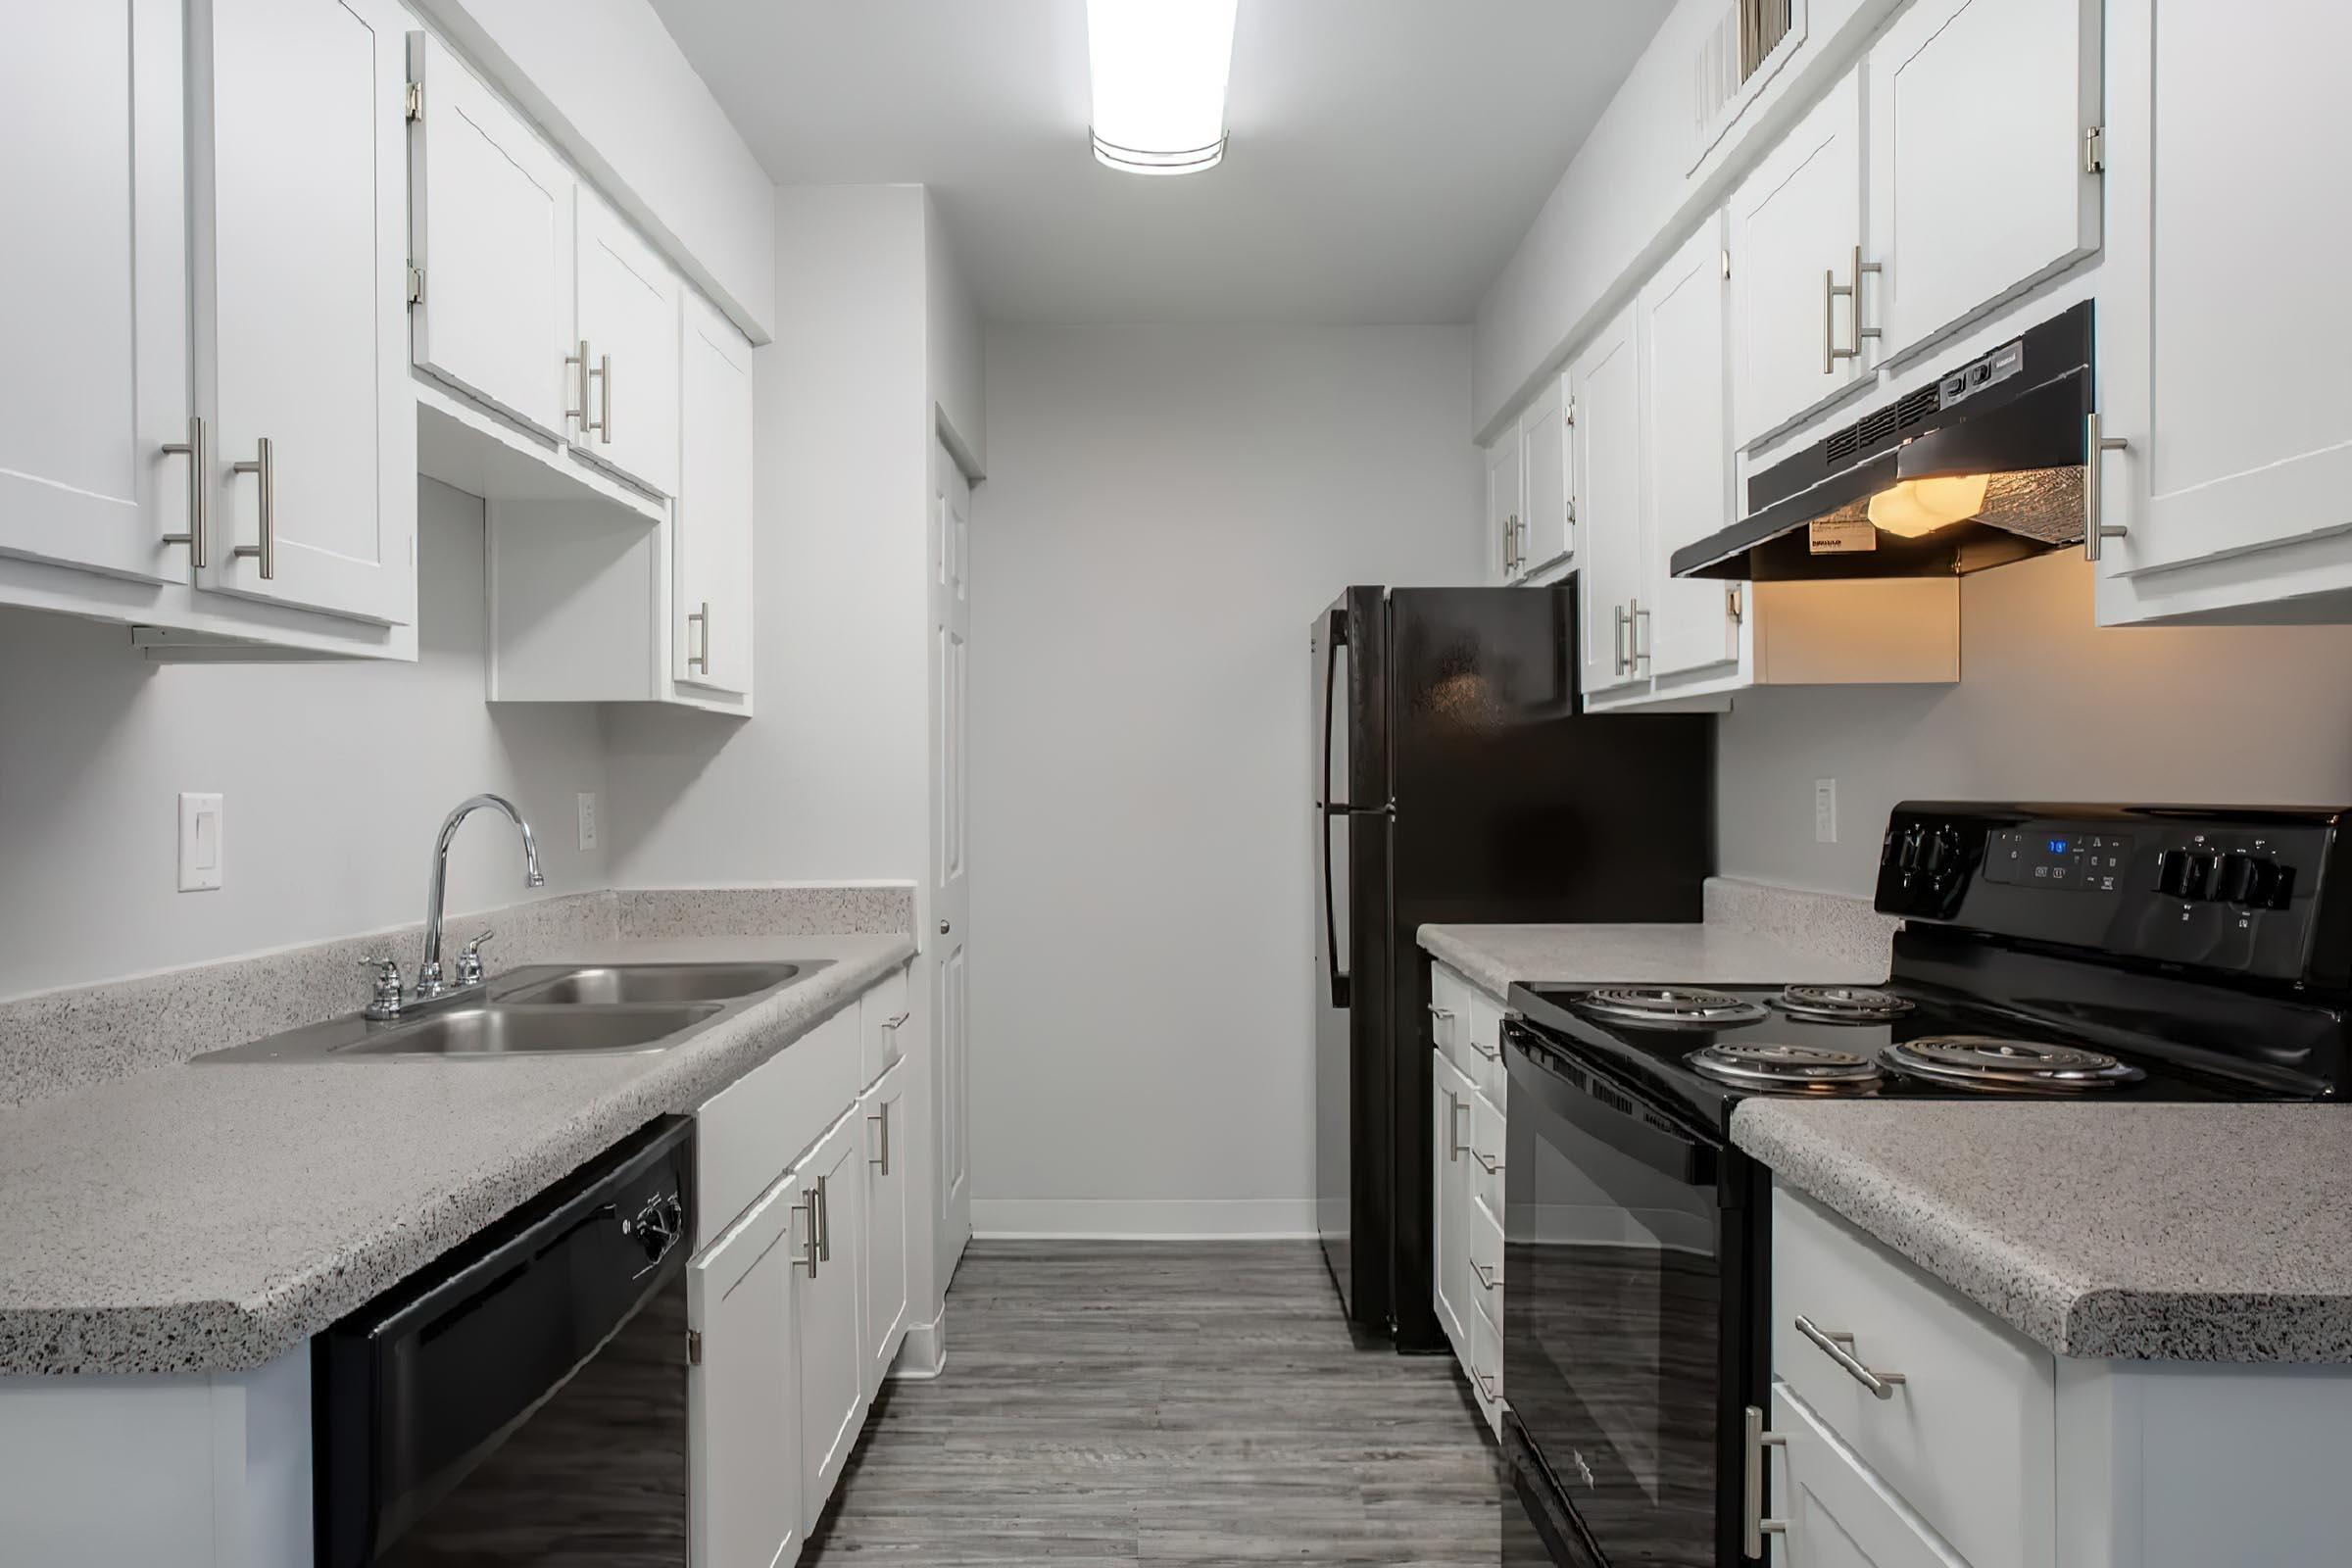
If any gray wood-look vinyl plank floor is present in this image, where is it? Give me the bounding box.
[804,1241,1501,1567]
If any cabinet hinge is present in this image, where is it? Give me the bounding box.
[1564,400,1577,428]
[687,1329,704,1366]
[406,265,425,306]
[2082,125,2104,174]
[1726,583,1744,623]
[405,81,423,122]
[1720,248,1733,280]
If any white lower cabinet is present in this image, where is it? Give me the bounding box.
[860,1054,912,1398]
[1432,1048,1476,1356]
[1768,1384,1966,1568]
[689,1172,804,1568]
[1431,960,1508,1437]
[793,1111,866,1536]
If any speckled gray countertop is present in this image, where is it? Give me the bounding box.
[0,933,912,1377]
[1418,879,1895,998]
[1733,1101,2352,1363]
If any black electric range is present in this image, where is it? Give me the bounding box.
[1495,802,2352,1568]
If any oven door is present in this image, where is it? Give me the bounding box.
[1503,1021,1758,1568]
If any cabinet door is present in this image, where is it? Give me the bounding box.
[0,0,190,583]
[197,0,416,626]
[1730,69,1867,449]
[689,1174,803,1568]
[1868,0,2099,365]
[675,292,755,695]
[1640,215,1741,680]
[1432,1050,1473,1357]
[574,190,681,498]
[860,1057,911,1399]
[1519,376,1573,575]
[2094,0,2352,594]
[795,1112,866,1534]
[408,31,573,440]
[1571,300,1646,699]
[1768,1385,1969,1568]
[1485,426,1522,583]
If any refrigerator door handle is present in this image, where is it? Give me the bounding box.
[1322,803,1349,1008]
[1321,606,1351,1007]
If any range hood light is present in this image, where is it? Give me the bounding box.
[1867,473,1993,539]
[1086,0,1240,175]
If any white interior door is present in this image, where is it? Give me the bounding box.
[2095,0,2352,583]
[408,30,572,439]
[0,0,190,583]
[675,292,755,695]
[199,0,416,625]
[1729,67,1868,449]
[1571,300,1646,699]
[573,190,680,497]
[930,437,973,1279]
[688,1174,802,1568]
[860,1056,911,1398]
[794,1117,865,1535]
[1519,377,1572,574]
[1867,0,2100,365]
[1485,426,1521,582]
[1640,215,1740,680]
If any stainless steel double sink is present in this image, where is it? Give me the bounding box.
[195,960,830,1063]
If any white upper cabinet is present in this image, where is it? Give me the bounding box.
[1729,68,1868,450]
[1866,0,2100,366]
[1639,214,1740,681]
[407,31,574,441]
[1518,376,1573,578]
[196,0,416,626]
[675,292,756,697]
[0,0,189,585]
[574,189,681,498]
[1571,299,1646,698]
[2093,0,2352,623]
[1484,424,1521,583]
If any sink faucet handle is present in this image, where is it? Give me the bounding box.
[360,957,406,1021]
[454,930,495,989]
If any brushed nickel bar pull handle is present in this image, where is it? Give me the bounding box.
[686,601,710,672]
[885,1010,909,1030]
[1850,245,1881,355]
[160,415,208,568]
[1632,598,1649,670]
[1472,1148,1503,1174]
[1471,1038,1501,1061]
[1446,1090,1467,1161]
[1794,1314,1906,1398]
[1472,1257,1501,1290]
[814,1172,831,1264]
[795,1193,819,1276]
[869,1102,892,1174]
[592,353,612,443]
[1612,603,1629,674]
[1827,247,1881,370]
[1824,265,1840,372]
[2084,411,2131,563]
[1744,1404,1788,1558]
[230,435,274,579]
[1427,1003,1455,1047]
[564,339,590,424]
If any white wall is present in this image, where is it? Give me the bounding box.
[968,323,1483,1235]
[924,189,986,472]
[1718,551,2352,895]
[413,0,777,339]
[605,184,932,887]
[0,480,610,999]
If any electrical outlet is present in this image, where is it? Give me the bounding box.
[1814,779,1838,845]
[178,792,224,891]
[576,791,598,851]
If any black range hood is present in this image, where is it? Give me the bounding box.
[1672,300,2093,581]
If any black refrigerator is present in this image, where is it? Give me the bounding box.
[1312,585,1712,1350]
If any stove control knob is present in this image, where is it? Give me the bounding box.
[2158,849,2216,900]
[2213,854,2283,908]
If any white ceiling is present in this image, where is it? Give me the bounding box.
[647,0,1673,325]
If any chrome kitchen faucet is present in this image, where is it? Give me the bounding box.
[364,793,545,1019]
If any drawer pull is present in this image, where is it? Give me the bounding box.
[1794,1314,1907,1399]
[1446,1090,1468,1161]
[1471,1149,1503,1175]
[1743,1404,1787,1558]
[1427,1004,1455,1045]
[1472,1258,1501,1291]
[1472,1367,1499,1404]
[1469,1038,1501,1061]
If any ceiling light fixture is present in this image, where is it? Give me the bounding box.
[1086,0,1239,175]
[1868,473,1992,538]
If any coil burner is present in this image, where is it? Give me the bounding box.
[1575,986,1771,1027]
[1880,1035,2145,1093]
[1686,1041,1885,1094]
[1775,984,1915,1023]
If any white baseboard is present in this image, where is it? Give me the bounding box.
[970,1197,1318,1240]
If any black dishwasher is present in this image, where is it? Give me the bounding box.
[315,1115,696,1567]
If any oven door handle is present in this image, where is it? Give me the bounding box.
[1504,1024,1719,1186]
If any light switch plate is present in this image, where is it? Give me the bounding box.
[576,791,598,852]
[1814,779,1838,844]
[178,792,224,891]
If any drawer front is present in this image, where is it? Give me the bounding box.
[858,962,911,1087]
[1772,1186,2055,1568]
[1768,1383,1971,1568]
[697,1004,860,1251]
[1467,1301,1505,1439]
[1468,1086,1505,1222]
[1429,963,1480,1081]
[1463,989,1507,1103]
[1467,1176,1504,1336]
